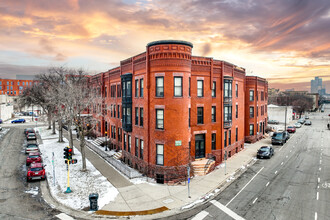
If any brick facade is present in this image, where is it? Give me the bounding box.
[90,40,268,183]
[0,79,35,96]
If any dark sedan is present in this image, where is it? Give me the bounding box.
[257,146,274,159]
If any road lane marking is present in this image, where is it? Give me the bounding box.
[290,150,292,153]
[192,211,209,220]
[266,182,270,187]
[319,168,322,171]
[275,171,278,174]
[320,160,322,164]
[226,167,264,207]
[286,156,288,158]
[211,200,245,220]
[281,162,284,165]
[317,192,319,200]
[318,186,320,189]
[55,213,75,220]
[315,212,317,220]
[318,178,320,183]
[252,198,258,204]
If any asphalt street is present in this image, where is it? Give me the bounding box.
[189,104,330,220]
[0,124,59,220]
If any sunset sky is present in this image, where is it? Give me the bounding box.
[0,0,330,92]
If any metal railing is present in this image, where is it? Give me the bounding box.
[85,141,142,179]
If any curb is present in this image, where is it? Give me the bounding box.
[95,206,169,216]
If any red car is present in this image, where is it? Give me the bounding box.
[287,126,296,133]
[27,163,46,182]
[26,152,42,166]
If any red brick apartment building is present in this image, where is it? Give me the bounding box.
[90,40,268,183]
[0,79,35,96]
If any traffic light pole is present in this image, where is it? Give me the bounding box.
[65,159,72,193]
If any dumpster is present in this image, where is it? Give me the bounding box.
[89,193,99,211]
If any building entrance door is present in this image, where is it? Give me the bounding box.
[195,134,205,159]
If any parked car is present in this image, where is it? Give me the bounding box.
[0,119,2,124]
[257,146,274,159]
[268,120,279,124]
[0,126,2,131]
[284,131,290,140]
[294,123,302,128]
[25,142,39,154]
[26,163,46,182]
[298,118,305,124]
[305,116,309,119]
[26,133,37,141]
[26,152,42,166]
[287,126,296,133]
[11,118,26,123]
[271,132,288,145]
[305,120,312,125]
[24,128,35,135]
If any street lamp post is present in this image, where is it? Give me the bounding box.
[105,131,108,151]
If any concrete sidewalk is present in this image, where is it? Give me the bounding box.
[60,129,273,219]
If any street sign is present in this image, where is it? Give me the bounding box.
[175,140,182,146]
[188,178,190,184]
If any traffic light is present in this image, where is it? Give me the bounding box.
[63,147,73,160]
[64,159,78,164]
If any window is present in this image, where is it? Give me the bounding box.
[189,77,191,96]
[124,134,127,151]
[22,82,25,86]
[118,105,120,118]
[250,124,254,136]
[174,77,182,97]
[17,82,20,86]
[10,86,13,90]
[260,123,262,133]
[236,127,238,142]
[128,135,131,153]
[212,81,216,97]
[140,108,143,127]
[140,140,144,159]
[228,130,231,145]
[261,91,264,101]
[257,106,258,117]
[0,81,1,85]
[249,90,254,101]
[104,105,107,115]
[117,84,121,97]
[7,81,9,85]
[104,87,107,98]
[188,108,191,127]
[135,107,139,125]
[224,80,232,98]
[224,105,232,122]
[212,106,216,122]
[135,138,139,157]
[11,81,13,85]
[236,84,238,97]
[135,79,139,97]
[212,133,216,150]
[156,144,164,165]
[0,86,1,90]
[197,107,204,124]
[113,105,116,117]
[114,126,116,139]
[110,104,113,117]
[140,79,144,97]
[224,131,227,147]
[118,128,121,142]
[236,104,238,118]
[127,107,131,124]
[156,77,164,97]
[156,109,164,129]
[127,81,131,97]
[197,80,203,97]
[250,107,254,118]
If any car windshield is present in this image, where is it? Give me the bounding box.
[30,168,42,171]
[273,133,283,139]
[27,145,38,148]
[29,155,39,158]
[259,148,269,152]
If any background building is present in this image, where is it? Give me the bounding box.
[311,76,326,95]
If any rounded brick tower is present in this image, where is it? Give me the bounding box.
[146,40,193,182]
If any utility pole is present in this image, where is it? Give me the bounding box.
[187,166,191,198]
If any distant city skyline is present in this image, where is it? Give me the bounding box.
[1,0,330,91]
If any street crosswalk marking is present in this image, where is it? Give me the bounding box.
[56,213,75,220]
[191,210,209,220]
[211,200,245,220]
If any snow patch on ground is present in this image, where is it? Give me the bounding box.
[226,176,235,182]
[181,199,204,210]
[38,127,119,210]
[129,176,157,185]
[25,187,39,197]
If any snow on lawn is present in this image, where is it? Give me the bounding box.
[37,126,119,210]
